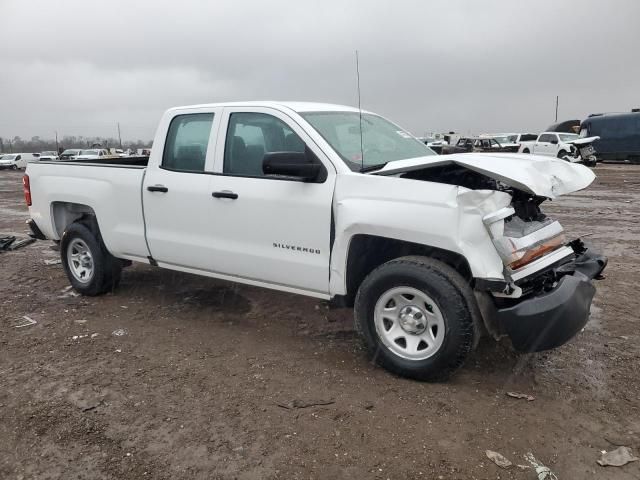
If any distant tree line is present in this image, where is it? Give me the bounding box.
[0,135,152,154]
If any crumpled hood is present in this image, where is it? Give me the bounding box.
[372,153,595,198]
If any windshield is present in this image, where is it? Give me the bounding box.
[0,154,17,160]
[80,149,100,155]
[558,133,579,142]
[301,112,435,171]
[41,151,56,156]
[62,149,80,155]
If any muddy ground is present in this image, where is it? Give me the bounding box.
[1,165,639,479]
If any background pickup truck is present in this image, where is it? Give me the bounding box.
[518,131,580,158]
[24,101,607,381]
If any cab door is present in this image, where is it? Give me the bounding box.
[534,133,555,156]
[143,108,224,270]
[206,107,336,295]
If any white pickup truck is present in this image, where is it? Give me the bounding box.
[519,132,580,158]
[24,101,607,381]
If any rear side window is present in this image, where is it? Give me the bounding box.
[520,134,537,142]
[224,112,306,177]
[162,113,214,172]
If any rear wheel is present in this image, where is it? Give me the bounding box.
[522,148,530,154]
[61,222,122,296]
[354,256,478,381]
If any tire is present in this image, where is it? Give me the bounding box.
[11,165,17,170]
[522,148,530,154]
[60,222,122,296]
[354,256,479,381]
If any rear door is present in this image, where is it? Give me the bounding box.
[534,133,555,156]
[143,107,224,270]
[206,107,336,295]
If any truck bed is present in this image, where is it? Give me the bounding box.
[26,160,150,261]
[38,156,149,167]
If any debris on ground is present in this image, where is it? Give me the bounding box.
[0,235,16,251]
[0,235,36,252]
[44,258,62,265]
[604,433,636,446]
[524,453,558,480]
[277,399,335,409]
[111,329,127,337]
[82,400,104,412]
[485,450,512,469]
[58,286,80,298]
[506,391,535,401]
[597,446,639,467]
[14,315,37,328]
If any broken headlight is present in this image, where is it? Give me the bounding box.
[483,207,566,270]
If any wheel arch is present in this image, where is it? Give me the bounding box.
[51,201,101,239]
[337,234,473,307]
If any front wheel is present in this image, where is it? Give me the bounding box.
[522,148,530,154]
[11,164,17,170]
[354,256,478,381]
[61,222,122,296]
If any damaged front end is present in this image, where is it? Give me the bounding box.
[481,195,607,351]
[398,159,607,352]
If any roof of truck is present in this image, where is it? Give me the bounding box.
[169,101,368,114]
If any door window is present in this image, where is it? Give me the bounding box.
[224,112,306,177]
[162,113,214,172]
[538,134,554,143]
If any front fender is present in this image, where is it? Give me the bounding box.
[329,174,509,296]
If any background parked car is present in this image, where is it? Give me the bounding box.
[59,149,83,161]
[38,151,59,161]
[481,133,537,151]
[441,136,516,154]
[75,149,111,160]
[0,153,39,169]
[417,136,448,154]
[519,132,579,158]
[580,110,640,163]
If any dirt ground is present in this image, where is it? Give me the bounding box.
[1,165,639,479]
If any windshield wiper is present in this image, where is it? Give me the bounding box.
[360,162,388,173]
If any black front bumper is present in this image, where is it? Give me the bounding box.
[495,246,607,352]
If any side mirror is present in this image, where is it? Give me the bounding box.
[550,139,559,145]
[262,148,324,182]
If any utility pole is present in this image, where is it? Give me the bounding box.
[55,131,59,153]
[555,96,559,122]
[117,122,123,149]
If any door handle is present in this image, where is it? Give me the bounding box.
[147,185,168,193]
[212,190,238,200]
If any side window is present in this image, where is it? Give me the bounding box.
[224,112,306,177]
[538,134,552,143]
[16,155,21,161]
[162,113,214,172]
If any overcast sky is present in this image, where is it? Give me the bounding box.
[1,0,639,141]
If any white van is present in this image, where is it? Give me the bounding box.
[0,153,39,170]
